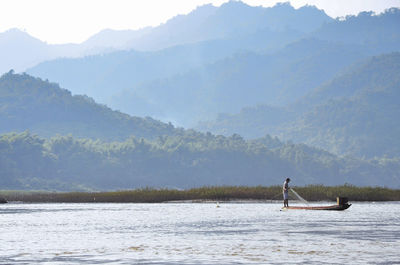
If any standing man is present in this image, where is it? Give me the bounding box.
[283,178,290,207]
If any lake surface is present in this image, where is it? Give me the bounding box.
[0,202,399,264]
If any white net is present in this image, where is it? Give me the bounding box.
[290,188,309,205]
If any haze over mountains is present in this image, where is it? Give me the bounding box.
[26,3,400,127]
[1,1,400,190]
[0,29,112,74]
[2,69,399,190]
[1,2,330,73]
[198,53,400,158]
[25,2,333,115]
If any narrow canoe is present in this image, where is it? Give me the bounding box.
[282,203,351,211]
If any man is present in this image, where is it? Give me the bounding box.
[283,178,290,207]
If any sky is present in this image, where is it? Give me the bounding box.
[1,0,399,44]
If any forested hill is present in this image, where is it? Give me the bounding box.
[311,8,400,52]
[197,53,400,158]
[300,52,400,107]
[0,71,180,140]
[1,132,399,190]
[283,53,400,158]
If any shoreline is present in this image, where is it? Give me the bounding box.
[3,200,400,204]
[1,185,400,203]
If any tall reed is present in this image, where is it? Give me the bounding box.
[1,185,399,203]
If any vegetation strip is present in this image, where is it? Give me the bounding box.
[1,185,399,203]
[2,131,400,190]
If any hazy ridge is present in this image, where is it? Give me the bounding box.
[197,53,400,158]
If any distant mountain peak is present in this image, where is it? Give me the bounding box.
[271,2,330,18]
[0,28,43,43]
[192,3,217,12]
[297,4,327,14]
[342,6,400,20]
[272,2,294,9]
[220,0,253,9]
[2,28,26,35]
[165,3,217,25]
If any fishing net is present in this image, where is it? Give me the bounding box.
[290,188,309,205]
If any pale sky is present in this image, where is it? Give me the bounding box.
[1,0,399,44]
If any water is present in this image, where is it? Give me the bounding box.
[0,202,399,264]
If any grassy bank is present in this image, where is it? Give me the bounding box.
[1,185,400,203]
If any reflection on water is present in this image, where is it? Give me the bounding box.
[0,202,399,264]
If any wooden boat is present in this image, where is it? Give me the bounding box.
[282,197,351,211]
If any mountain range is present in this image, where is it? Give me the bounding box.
[1,2,331,74]
[1,69,399,190]
[0,28,114,74]
[0,1,399,189]
[197,53,400,158]
[26,5,400,128]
